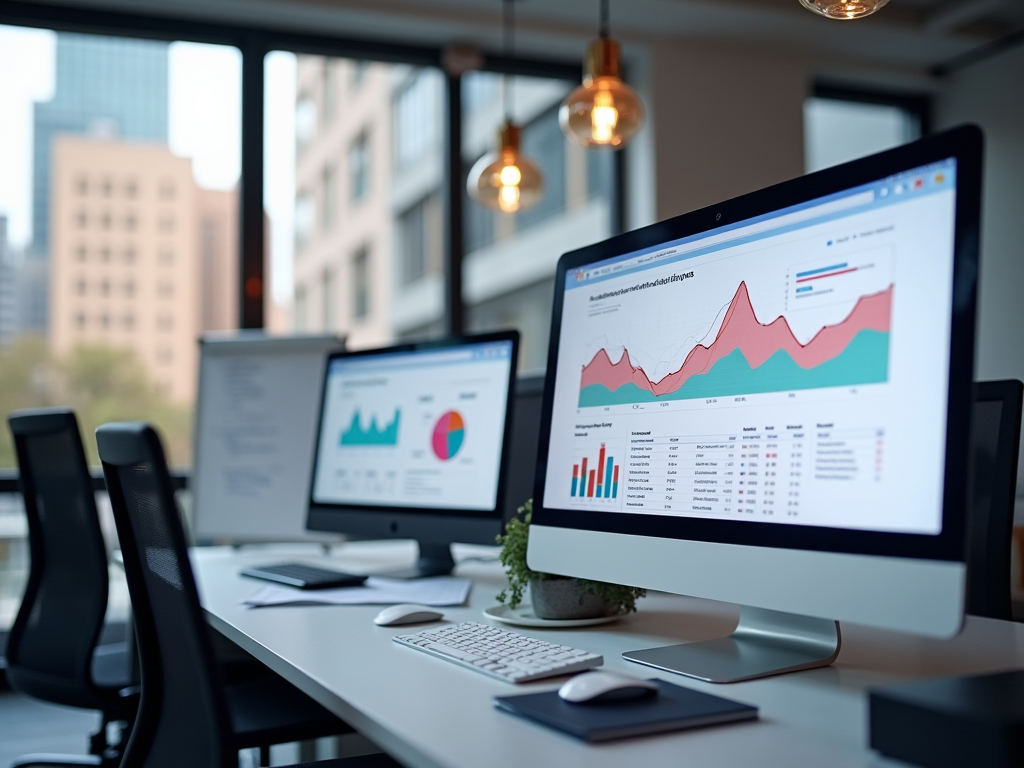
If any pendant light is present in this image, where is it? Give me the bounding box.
[467,0,544,213]
[559,0,645,149]
[798,0,889,19]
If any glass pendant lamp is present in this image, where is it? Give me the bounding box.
[559,0,645,149]
[799,0,889,20]
[467,0,544,213]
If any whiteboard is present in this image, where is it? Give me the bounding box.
[191,333,344,542]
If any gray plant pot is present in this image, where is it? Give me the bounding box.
[530,578,616,620]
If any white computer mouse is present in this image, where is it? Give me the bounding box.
[373,604,445,626]
[557,670,660,704]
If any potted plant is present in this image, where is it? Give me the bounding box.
[495,499,646,620]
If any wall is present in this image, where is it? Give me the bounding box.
[646,39,807,222]
[933,43,1024,491]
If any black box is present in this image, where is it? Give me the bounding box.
[869,669,1024,768]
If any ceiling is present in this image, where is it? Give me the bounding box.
[25,0,1024,73]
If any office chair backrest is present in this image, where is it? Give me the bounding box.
[503,373,546,525]
[97,422,234,768]
[966,380,1024,620]
[6,408,111,709]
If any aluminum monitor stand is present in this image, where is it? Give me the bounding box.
[623,606,841,683]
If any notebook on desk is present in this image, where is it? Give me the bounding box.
[495,679,757,742]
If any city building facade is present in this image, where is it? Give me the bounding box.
[49,136,237,402]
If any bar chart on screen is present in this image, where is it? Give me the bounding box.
[570,442,623,501]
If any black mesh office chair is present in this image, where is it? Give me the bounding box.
[965,380,1024,620]
[6,409,138,768]
[96,422,402,768]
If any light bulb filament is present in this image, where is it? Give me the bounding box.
[591,88,619,144]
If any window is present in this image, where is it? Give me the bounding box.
[76,244,87,261]
[462,72,499,113]
[159,181,175,200]
[352,60,368,87]
[124,280,135,297]
[157,314,173,331]
[395,71,437,167]
[101,211,111,229]
[804,89,925,173]
[76,176,89,195]
[398,195,438,286]
[101,178,113,197]
[74,312,85,328]
[159,215,175,233]
[321,268,334,330]
[123,313,135,330]
[352,247,370,320]
[76,278,86,296]
[159,248,173,265]
[77,210,87,228]
[322,61,337,125]
[158,281,174,298]
[295,95,316,153]
[322,163,337,232]
[125,212,137,230]
[100,279,110,296]
[124,246,136,263]
[295,193,315,249]
[101,246,111,262]
[349,132,370,202]
[125,179,138,198]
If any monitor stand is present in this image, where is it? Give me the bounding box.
[380,541,456,580]
[623,606,841,683]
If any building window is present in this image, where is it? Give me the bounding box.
[123,313,135,330]
[125,212,137,230]
[101,178,113,197]
[462,72,499,114]
[322,61,337,126]
[76,176,89,195]
[99,313,110,329]
[295,95,317,153]
[76,244,87,261]
[159,181,175,200]
[349,132,370,202]
[321,268,334,331]
[74,312,85,329]
[157,346,173,365]
[395,71,436,168]
[159,215,175,233]
[514,107,567,232]
[77,210,87,228]
[295,192,315,249]
[398,195,438,285]
[101,211,111,229]
[159,248,173,265]
[294,285,308,331]
[352,60,368,87]
[322,163,337,232]
[158,314,173,331]
[100,279,110,297]
[75,278,86,296]
[124,179,138,198]
[158,281,174,298]
[101,246,111,263]
[124,246,137,263]
[352,247,370,321]
[124,280,135,297]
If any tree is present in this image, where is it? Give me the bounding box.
[0,337,192,468]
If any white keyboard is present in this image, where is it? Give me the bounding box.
[393,621,603,683]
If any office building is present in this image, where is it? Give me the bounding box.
[291,60,614,368]
[23,33,168,335]
[49,136,237,403]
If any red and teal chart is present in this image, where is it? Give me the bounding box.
[431,411,465,461]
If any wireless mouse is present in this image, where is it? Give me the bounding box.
[558,670,660,704]
[373,604,445,626]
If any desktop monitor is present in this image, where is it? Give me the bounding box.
[528,125,982,682]
[306,331,519,577]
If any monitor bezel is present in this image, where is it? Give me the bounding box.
[307,330,520,543]
[532,124,982,563]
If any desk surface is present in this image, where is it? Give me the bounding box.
[194,542,1024,768]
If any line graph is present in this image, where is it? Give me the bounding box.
[579,282,892,406]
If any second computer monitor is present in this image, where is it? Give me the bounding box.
[307,331,518,577]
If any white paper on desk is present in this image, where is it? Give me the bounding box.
[242,576,472,608]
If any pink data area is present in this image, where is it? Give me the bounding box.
[580,282,893,397]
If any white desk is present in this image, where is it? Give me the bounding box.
[193,542,1024,768]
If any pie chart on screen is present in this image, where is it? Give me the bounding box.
[431,411,465,461]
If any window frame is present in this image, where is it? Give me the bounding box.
[0,0,618,337]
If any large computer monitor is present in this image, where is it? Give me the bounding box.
[307,332,518,577]
[528,125,982,682]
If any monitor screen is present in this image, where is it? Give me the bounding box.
[311,337,516,513]
[542,156,964,540]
